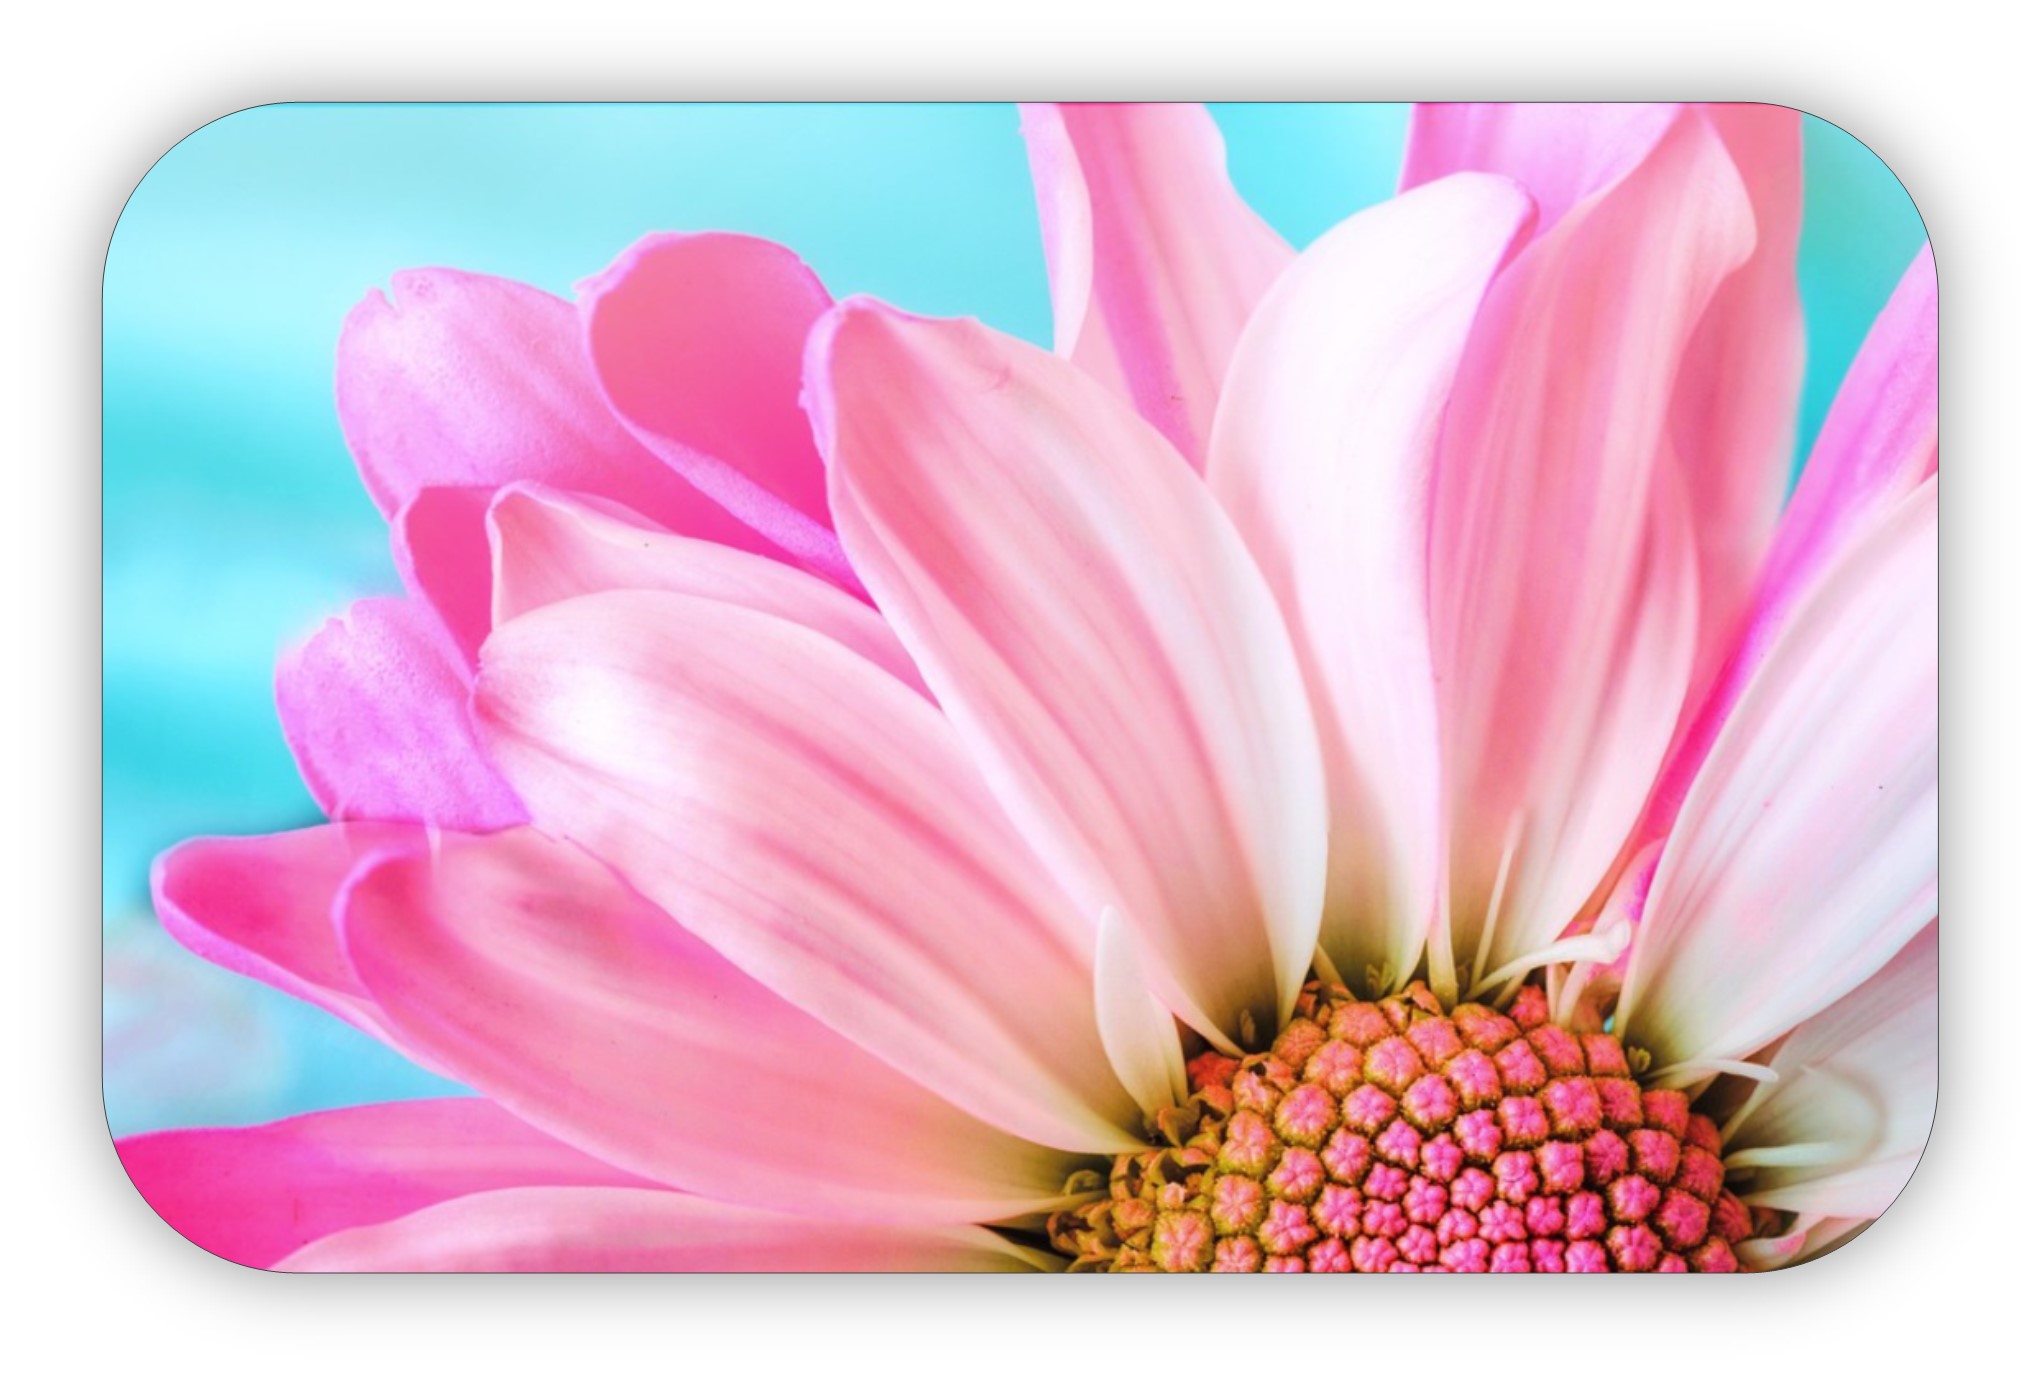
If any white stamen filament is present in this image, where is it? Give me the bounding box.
[1467,919,1631,1003]
[1470,812,1527,992]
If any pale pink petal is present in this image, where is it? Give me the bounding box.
[115,1099,657,1270]
[1093,906,1186,1119]
[1401,102,1682,231]
[151,821,426,1049]
[1020,103,1293,469]
[810,302,1327,1050]
[1206,172,1533,993]
[1737,1214,1872,1271]
[579,232,855,586]
[474,592,1143,1155]
[1727,924,1936,1226]
[1617,479,1936,1069]
[390,485,494,663]
[487,483,919,687]
[1426,111,1752,989]
[340,826,1083,1222]
[275,595,525,828]
[335,266,773,553]
[1669,104,1807,686]
[281,1187,1055,1273]
[1641,246,1941,840]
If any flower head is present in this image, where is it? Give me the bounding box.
[118,102,1935,1272]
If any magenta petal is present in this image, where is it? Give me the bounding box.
[1402,102,1683,231]
[340,826,1082,1220]
[151,822,428,1050]
[115,1099,658,1270]
[580,232,856,587]
[335,266,774,554]
[275,595,525,829]
[281,1188,1054,1272]
[391,485,495,664]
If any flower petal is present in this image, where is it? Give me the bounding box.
[274,595,526,828]
[487,483,919,688]
[336,266,772,551]
[1727,923,1936,1226]
[1426,110,1752,988]
[1618,479,1936,1069]
[281,1187,1055,1272]
[1207,172,1532,993]
[1641,237,1936,844]
[1020,103,1293,469]
[579,232,855,585]
[1093,906,1187,1119]
[151,821,425,1049]
[474,591,1143,1155]
[341,825,1083,1222]
[115,1099,655,1270]
[1402,102,1682,232]
[810,301,1327,1049]
[390,485,495,663]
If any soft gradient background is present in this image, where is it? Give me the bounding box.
[102,103,1925,1138]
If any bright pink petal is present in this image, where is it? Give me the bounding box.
[1402,102,1682,231]
[341,825,1079,1221]
[335,266,773,553]
[1642,246,1941,840]
[1426,110,1753,988]
[1618,480,1936,1070]
[810,301,1327,1050]
[487,483,920,688]
[115,1099,656,1270]
[1729,923,1936,1226]
[1020,103,1293,469]
[579,232,854,586]
[473,594,1142,1156]
[1207,172,1532,993]
[275,595,525,828]
[390,485,494,663]
[151,821,425,1049]
[281,1187,1054,1272]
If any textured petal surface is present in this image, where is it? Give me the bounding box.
[275,595,526,829]
[335,266,771,550]
[811,301,1327,1048]
[116,1099,655,1270]
[341,826,1082,1221]
[151,821,425,1049]
[1619,479,1937,1068]
[1426,110,1752,986]
[282,1187,1054,1272]
[487,483,918,687]
[474,591,1143,1154]
[579,233,853,584]
[1730,924,1936,1224]
[1207,172,1532,993]
[1021,103,1293,468]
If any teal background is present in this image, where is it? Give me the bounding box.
[102,104,1926,1137]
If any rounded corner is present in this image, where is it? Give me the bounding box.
[1789,105,1937,268]
[102,101,304,282]
[102,1122,292,1277]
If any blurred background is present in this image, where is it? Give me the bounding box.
[102,103,1926,1138]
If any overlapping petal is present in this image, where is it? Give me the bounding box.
[1021,102,1293,469]
[486,483,919,687]
[1727,923,1936,1225]
[1618,479,1937,1070]
[340,826,1079,1220]
[579,232,854,585]
[117,1099,657,1270]
[474,589,1144,1154]
[1208,172,1532,994]
[282,1187,1054,1273]
[1426,110,1752,988]
[810,301,1327,1049]
[274,595,525,829]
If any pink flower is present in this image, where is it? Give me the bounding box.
[117,103,1935,1272]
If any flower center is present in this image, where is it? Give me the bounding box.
[1048,981,1754,1272]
